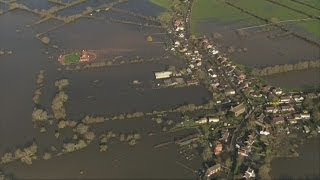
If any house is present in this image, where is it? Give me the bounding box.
[80,50,90,62]
[230,103,246,117]
[154,71,172,79]
[208,117,219,123]
[265,106,278,113]
[238,148,249,157]
[211,49,219,55]
[195,117,207,124]
[205,164,221,178]
[272,116,285,125]
[287,117,297,124]
[179,33,185,38]
[293,95,304,102]
[225,89,236,96]
[273,88,283,95]
[280,96,291,103]
[174,41,180,47]
[281,105,294,112]
[260,130,270,135]
[243,167,256,179]
[214,142,223,155]
[301,113,311,119]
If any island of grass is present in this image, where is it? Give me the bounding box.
[58,50,96,65]
[64,52,81,65]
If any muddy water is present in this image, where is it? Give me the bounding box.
[0,1,208,179]
[3,118,201,179]
[65,63,211,119]
[198,21,320,68]
[48,17,166,58]
[0,10,46,149]
[270,137,320,179]
[266,69,320,90]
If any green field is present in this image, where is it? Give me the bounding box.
[296,0,320,9]
[64,52,80,65]
[191,0,320,38]
[295,20,320,38]
[191,0,263,34]
[149,0,171,9]
[276,0,320,17]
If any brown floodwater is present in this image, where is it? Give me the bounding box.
[270,137,320,179]
[0,1,208,179]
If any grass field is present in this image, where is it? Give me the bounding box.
[149,0,171,9]
[296,0,320,9]
[64,52,80,65]
[191,0,320,38]
[276,0,320,17]
[191,0,263,34]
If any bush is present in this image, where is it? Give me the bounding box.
[42,152,52,160]
[99,144,108,152]
[54,79,69,91]
[58,120,67,129]
[146,35,153,42]
[51,91,68,120]
[32,108,48,122]
[1,153,14,164]
[74,123,89,135]
[41,36,50,44]
[83,131,96,142]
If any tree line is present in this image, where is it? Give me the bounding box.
[252,60,320,76]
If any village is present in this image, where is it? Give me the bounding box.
[149,0,320,179]
[1,0,319,179]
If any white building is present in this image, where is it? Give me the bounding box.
[301,113,311,119]
[208,117,219,123]
[154,71,173,79]
[243,168,256,179]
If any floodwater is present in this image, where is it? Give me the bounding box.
[0,1,208,179]
[266,69,320,90]
[270,137,320,179]
[198,21,320,68]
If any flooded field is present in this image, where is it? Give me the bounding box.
[271,137,320,179]
[3,118,201,179]
[266,69,320,90]
[65,63,211,119]
[198,21,320,68]
[0,1,207,179]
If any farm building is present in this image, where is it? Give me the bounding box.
[154,71,173,79]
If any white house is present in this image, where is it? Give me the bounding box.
[301,113,311,119]
[208,117,219,123]
[154,71,173,79]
